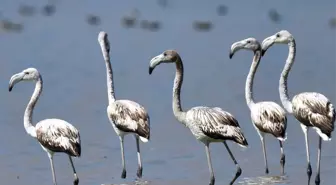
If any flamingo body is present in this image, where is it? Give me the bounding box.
[36,118,81,157]
[185,106,248,145]
[107,99,150,142]
[292,92,335,140]
[251,101,287,140]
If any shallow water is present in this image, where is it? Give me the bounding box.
[0,0,335,185]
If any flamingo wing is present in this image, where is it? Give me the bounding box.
[108,100,150,140]
[36,119,81,157]
[186,106,248,146]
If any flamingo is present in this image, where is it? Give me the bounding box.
[261,30,335,185]
[97,31,150,179]
[149,50,248,185]
[229,37,287,175]
[8,68,81,185]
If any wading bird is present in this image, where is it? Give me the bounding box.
[149,50,248,185]
[261,30,335,185]
[8,68,81,185]
[97,31,150,179]
[229,38,287,175]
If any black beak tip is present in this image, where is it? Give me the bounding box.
[8,86,12,92]
[149,67,153,75]
[229,53,233,59]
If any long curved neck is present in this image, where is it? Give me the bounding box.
[245,50,261,109]
[105,57,116,104]
[24,77,43,138]
[279,39,295,113]
[173,58,186,123]
[101,45,116,104]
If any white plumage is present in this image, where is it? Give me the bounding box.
[185,106,247,146]
[149,50,247,185]
[8,68,81,185]
[98,31,150,179]
[36,119,81,157]
[251,102,287,140]
[261,30,335,185]
[292,92,335,141]
[107,100,150,143]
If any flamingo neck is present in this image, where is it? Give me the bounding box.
[105,58,116,104]
[245,50,261,109]
[279,39,295,113]
[24,77,43,138]
[172,57,186,124]
[99,39,116,104]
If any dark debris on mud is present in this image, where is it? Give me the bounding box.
[102,179,150,185]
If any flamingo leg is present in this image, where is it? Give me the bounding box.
[223,142,242,185]
[47,153,57,185]
[301,125,312,185]
[261,136,269,174]
[205,143,215,185]
[119,136,126,179]
[68,156,79,185]
[135,135,143,178]
[280,140,285,175]
[315,137,322,185]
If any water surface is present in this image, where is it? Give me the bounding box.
[0,0,335,185]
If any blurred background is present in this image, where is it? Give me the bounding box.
[0,0,335,185]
